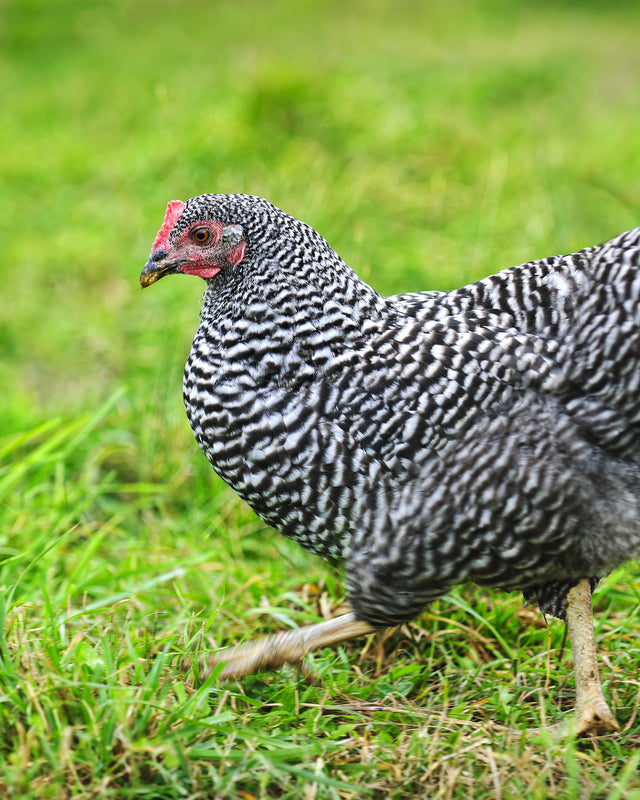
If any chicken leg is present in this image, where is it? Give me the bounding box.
[565,579,619,736]
[208,612,376,680]
[201,580,619,738]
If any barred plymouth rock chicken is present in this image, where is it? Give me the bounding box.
[141,193,640,736]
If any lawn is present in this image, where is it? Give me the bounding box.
[2,0,640,797]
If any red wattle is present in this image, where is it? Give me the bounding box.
[181,265,222,279]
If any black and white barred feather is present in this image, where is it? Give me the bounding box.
[170,195,640,624]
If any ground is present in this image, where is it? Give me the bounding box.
[2,0,640,797]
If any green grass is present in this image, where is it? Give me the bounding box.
[2,0,640,796]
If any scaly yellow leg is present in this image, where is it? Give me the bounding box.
[203,612,376,680]
[193,580,621,739]
[565,579,619,736]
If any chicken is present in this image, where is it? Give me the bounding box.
[141,194,640,735]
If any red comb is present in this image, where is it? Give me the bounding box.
[152,200,186,251]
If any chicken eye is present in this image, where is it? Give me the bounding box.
[191,227,211,244]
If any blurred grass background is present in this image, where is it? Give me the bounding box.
[1,0,640,797]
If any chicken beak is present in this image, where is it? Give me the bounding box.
[140,252,181,288]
